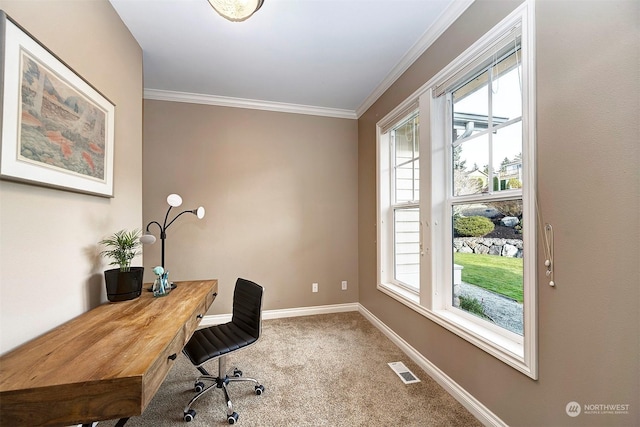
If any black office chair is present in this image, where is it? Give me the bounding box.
[182,278,265,424]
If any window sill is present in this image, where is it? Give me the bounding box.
[379,281,420,305]
[378,281,535,378]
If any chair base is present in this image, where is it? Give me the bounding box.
[183,356,264,424]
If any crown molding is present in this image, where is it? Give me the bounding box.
[355,0,475,118]
[144,0,473,121]
[144,89,357,120]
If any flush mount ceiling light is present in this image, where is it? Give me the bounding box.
[208,0,264,22]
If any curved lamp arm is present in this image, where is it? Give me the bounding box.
[165,208,205,230]
[140,194,205,268]
[140,221,162,243]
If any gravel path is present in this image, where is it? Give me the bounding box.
[455,282,523,335]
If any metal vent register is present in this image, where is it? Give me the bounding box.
[388,361,421,384]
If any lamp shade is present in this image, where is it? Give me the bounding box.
[140,233,157,244]
[196,206,206,219]
[208,0,264,22]
[167,194,183,207]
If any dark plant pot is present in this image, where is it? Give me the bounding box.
[104,267,144,302]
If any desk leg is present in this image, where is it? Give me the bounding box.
[81,418,128,427]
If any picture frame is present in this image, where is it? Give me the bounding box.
[0,11,115,197]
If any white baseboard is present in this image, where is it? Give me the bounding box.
[358,305,507,427]
[200,302,504,427]
[199,302,359,327]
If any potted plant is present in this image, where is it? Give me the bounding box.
[100,229,144,302]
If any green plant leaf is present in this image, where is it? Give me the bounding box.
[99,229,142,272]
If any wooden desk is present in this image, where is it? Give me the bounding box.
[0,279,217,426]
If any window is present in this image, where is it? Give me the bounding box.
[377,3,537,378]
[449,45,524,336]
[378,105,421,295]
[392,113,420,290]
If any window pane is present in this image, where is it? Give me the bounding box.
[453,135,489,196]
[393,114,419,203]
[393,114,419,159]
[453,70,488,140]
[394,207,420,289]
[395,159,419,203]
[491,51,522,121]
[452,201,523,335]
[492,122,523,192]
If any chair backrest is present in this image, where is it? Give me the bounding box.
[231,278,263,340]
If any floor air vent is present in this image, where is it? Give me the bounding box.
[388,361,420,384]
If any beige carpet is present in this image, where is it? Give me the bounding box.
[101,312,482,426]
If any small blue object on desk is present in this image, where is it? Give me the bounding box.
[152,266,173,297]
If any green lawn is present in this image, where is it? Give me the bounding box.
[454,253,523,303]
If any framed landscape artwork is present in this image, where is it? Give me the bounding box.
[0,11,115,197]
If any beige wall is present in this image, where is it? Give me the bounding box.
[142,100,358,314]
[1,0,637,424]
[0,0,143,353]
[358,0,639,425]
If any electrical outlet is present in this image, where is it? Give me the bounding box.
[312,282,318,293]
[341,280,347,290]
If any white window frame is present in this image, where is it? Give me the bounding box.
[379,105,421,293]
[376,2,537,379]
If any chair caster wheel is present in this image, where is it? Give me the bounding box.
[194,381,205,393]
[255,384,265,395]
[183,409,196,422]
[233,369,242,377]
[227,412,239,424]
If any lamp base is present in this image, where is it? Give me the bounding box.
[147,282,177,292]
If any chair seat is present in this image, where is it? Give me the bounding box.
[184,322,259,366]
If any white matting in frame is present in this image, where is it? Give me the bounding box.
[0,11,115,197]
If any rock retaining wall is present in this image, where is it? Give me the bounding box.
[453,237,523,258]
